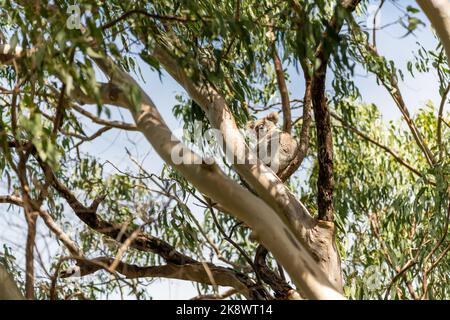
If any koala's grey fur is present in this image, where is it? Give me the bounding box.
[246,112,298,174]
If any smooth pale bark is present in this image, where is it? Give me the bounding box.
[417,0,450,66]
[0,195,263,298]
[0,44,344,299]
[88,56,344,299]
[0,38,344,294]
[151,46,343,290]
[0,264,24,300]
[0,44,35,63]
[151,46,314,228]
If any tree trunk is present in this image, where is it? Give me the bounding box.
[308,221,343,292]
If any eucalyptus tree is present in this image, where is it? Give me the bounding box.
[0,0,449,300]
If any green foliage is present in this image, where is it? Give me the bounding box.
[0,0,448,300]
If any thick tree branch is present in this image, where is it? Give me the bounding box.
[1,40,346,298]
[31,155,266,299]
[67,257,257,299]
[437,83,450,161]
[273,48,292,133]
[150,44,317,241]
[312,0,361,222]
[417,0,450,67]
[267,21,292,133]
[254,245,301,299]
[0,195,24,206]
[36,157,197,265]
[89,53,345,299]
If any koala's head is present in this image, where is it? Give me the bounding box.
[247,112,279,139]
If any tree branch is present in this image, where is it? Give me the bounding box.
[191,288,238,300]
[278,61,312,181]
[437,83,450,161]
[417,0,450,67]
[312,0,361,222]
[2,40,346,298]
[30,154,266,299]
[267,22,292,133]
[71,105,138,131]
[0,264,24,300]
[68,257,258,299]
[150,44,318,244]
[89,52,345,299]
[348,16,436,166]
[36,157,197,265]
[254,245,300,299]
[0,195,24,207]
[331,113,424,179]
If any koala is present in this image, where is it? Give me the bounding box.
[246,112,298,174]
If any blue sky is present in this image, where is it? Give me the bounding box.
[71,1,446,298]
[0,0,446,299]
[77,0,442,175]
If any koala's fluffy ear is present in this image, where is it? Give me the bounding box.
[246,120,255,129]
[266,112,279,124]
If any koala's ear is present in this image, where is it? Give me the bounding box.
[267,112,279,124]
[246,120,255,129]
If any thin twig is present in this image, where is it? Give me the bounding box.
[372,0,386,48]
[437,83,450,161]
[331,112,424,179]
